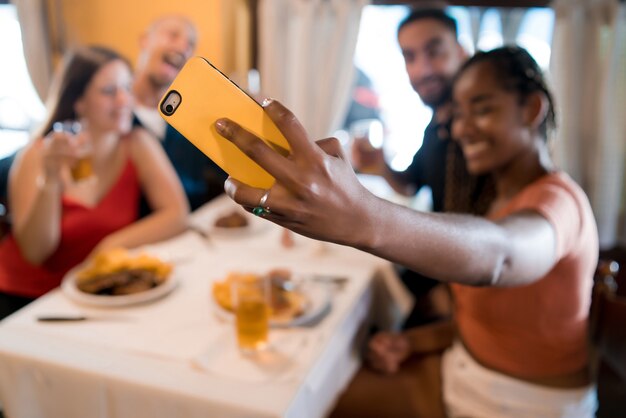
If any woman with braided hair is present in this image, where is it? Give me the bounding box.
[217,46,598,417]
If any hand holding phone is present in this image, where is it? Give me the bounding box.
[158,57,290,189]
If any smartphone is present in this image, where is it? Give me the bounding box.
[158,56,290,189]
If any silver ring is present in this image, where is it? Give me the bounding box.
[258,189,271,209]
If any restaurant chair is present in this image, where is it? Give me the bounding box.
[0,151,13,240]
[589,259,626,417]
[0,202,9,241]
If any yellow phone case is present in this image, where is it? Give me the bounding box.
[158,57,290,189]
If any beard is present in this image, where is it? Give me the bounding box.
[413,75,452,109]
[148,73,173,90]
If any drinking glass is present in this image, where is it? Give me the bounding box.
[349,118,384,174]
[231,274,270,352]
[53,121,93,182]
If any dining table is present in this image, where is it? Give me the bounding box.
[0,194,413,418]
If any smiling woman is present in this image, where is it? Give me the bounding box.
[351,4,554,174]
[450,49,556,176]
[0,45,189,321]
[218,45,599,417]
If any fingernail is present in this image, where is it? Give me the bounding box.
[261,98,274,108]
[215,119,226,132]
[224,178,235,196]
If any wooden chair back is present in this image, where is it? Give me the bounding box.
[589,259,626,382]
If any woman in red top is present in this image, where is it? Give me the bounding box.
[216,46,598,417]
[0,46,188,319]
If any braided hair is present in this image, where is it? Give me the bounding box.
[445,46,556,215]
[455,45,557,140]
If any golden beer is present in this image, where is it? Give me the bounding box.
[235,298,269,350]
[71,158,93,181]
[52,121,93,182]
[232,275,270,351]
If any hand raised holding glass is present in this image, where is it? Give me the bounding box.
[349,118,386,175]
[52,121,93,182]
[40,121,85,182]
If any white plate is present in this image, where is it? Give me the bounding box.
[212,279,331,328]
[61,264,178,308]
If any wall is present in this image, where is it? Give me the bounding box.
[46,0,250,75]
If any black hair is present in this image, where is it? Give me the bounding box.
[455,45,556,139]
[39,45,131,137]
[398,8,458,38]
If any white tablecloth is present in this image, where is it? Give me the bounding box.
[0,195,412,418]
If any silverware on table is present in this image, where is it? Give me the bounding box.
[310,275,349,286]
[37,315,88,322]
[36,315,131,322]
[306,275,349,291]
[187,224,214,247]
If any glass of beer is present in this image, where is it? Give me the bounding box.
[231,274,270,352]
[53,121,93,182]
[349,118,384,174]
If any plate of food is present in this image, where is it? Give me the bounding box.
[211,269,331,327]
[62,248,177,307]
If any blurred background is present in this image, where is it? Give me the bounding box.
[0,0,624,250]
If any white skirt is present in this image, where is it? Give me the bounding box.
[442,341,597,418]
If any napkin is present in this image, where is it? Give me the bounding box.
[191,329,314,383]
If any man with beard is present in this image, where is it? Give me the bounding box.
[352,8,489,214]
[133,15,226,211]
[351,9,493,330]
[331,9,493,418]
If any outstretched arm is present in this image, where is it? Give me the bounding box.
[217,100,558,287]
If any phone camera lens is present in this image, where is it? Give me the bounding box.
[165,104,174,115]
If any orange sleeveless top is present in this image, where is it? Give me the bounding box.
[0,160,140,298]
[451,172,598,378]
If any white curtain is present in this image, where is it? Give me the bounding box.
[467,7,525,51]
[499,8,526,45]
[550,0,626,249]
[469,7,486,51]
[11,0,54,102]
[258,0,368,140]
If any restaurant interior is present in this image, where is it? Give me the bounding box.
[0,0,625,417]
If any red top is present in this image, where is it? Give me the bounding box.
[0,160,139,298]
[451,172,598,379]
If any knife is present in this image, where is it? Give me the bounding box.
[37,315,87,322]
[36,315,131,322]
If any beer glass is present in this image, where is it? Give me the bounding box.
[231,274,270,352]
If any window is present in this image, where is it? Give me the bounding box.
[351,5,554,171]
[0,4,46,159]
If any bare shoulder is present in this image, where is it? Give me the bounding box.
[124,128,172,178]
[126,127,161,154]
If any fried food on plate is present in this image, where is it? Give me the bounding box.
[75,248,172,295]
[212,269,307,321]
